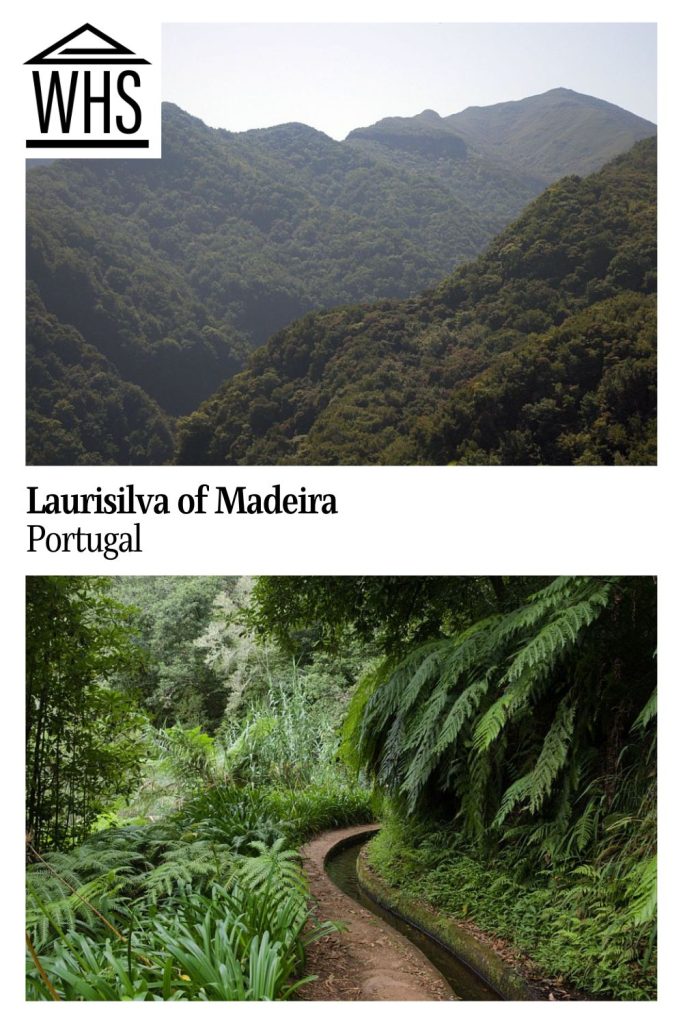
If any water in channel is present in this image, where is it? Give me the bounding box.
[325,839,502,1001]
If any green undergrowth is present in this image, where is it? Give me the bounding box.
[366,819,656,1000]
[26,781,372,1001]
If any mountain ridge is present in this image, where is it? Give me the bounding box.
[176,138,656,466]
[26,89,656,465]
[348,87,655,180]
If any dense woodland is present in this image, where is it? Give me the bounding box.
[26,576,656,1000]
[181,140,656,465]
[26,89,655,465]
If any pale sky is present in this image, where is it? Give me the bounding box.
[162,23,656,140]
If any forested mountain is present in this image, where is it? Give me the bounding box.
[179,138,656,466]
[347,87,655,183]
[26,91,655,465]
[445,87,655,179]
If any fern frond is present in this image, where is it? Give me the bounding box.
[629,855,657,924]
[239,839,308,897]
[494,698,576,824]
[633,687,657,731]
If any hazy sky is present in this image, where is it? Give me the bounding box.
[162,23,656,139]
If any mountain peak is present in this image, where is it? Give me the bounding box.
[346,114,467,158]
[417,108,442,122]
[542,86,579,96]
[444,88,655,179]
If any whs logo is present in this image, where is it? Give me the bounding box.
[25,23,161,158]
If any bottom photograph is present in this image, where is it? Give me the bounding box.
[25,575,657,1002]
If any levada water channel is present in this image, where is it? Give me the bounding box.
[325,837,503,1001]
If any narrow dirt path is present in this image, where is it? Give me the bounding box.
[299,824,455,1001]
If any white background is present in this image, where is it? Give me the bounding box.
[2,0,678,1017]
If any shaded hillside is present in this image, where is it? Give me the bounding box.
[27,286,174,465]
[347,88,655,197]
[346,111,544,233]
[27,104,513,464]
[177,139,656,466]
[27,93,655,465]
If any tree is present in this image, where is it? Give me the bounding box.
[249,575,541,656]
[110,576,235,728]
[26,577,146,851]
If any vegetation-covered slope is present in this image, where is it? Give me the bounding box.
[27,287,174,465]
[26,575,656,1000]
[27,92,654,465]
[178,138,656,465]
[444,87,656,179]
[25,575,373,1001]
[258,575,657,999]
[347,88,655,189]
[26,105,513,464]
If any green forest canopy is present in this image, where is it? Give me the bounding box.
[26,575,655,1000]
[179,139,656,466]
[26,90,655,465]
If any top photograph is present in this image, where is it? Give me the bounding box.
[26,22,657,466]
